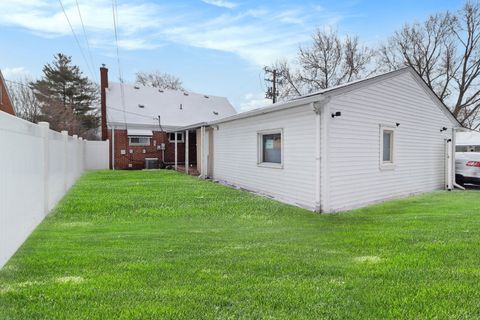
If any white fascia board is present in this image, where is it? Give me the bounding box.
[206,95,329,126]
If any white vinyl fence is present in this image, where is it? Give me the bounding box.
[0,111,109,268]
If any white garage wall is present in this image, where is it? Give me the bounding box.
[0,111,109,268]
[325,71,454,212]
[213,104,318,210]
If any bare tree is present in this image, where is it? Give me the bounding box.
[379,2,480,127]
[270,29,375,101]
[135,71,184,90]
[6,78,41,123]
[39,97,81,134]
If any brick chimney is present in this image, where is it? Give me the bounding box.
[100,65,108,141]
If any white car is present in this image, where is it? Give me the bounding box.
[456,152,480,186]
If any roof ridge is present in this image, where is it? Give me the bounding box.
[110,82,227,99]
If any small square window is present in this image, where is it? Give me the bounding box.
[380,125,395,169]
[258,130,283,168]
[168,132,184,143]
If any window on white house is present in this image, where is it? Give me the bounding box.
[380,126,395,169]
[128,136,151,146]
[258,130,283,167]
[168,132,184,143]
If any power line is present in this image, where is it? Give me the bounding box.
[74,0,98,83]
[58,0,96,81]
[111,0,128,130]
[108,106,159,120]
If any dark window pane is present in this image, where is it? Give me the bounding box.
[383,131,392,162]
[262,133,281,163]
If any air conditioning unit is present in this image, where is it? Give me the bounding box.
[145,158,159,169]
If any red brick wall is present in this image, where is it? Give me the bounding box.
[107,129,197,169]
[0,76,15,116]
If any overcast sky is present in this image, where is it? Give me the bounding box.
[0,0,465,111]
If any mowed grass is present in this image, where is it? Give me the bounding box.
[1,171,480,319]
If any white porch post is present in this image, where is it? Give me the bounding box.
[174,131,178,170]
[185,129,189,174]
[111,127,115,170]
[200,126,205,178]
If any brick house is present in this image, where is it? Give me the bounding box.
[0,70,15,116]
[100,66,236,171]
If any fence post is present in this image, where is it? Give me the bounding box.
[79,138,84,172]
[38,122,50,216]
[72,135,78,178]
[61,131,68,192]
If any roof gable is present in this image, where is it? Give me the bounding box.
[106,83,236,128]
[207,67,460,127]
[301,67,461,127]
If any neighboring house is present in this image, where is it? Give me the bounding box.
[171,67,461,213]
[100,66,237,170]
[0,70,15,116]
[456,130,480,152]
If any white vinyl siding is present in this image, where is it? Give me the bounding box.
[213,104,317,210]
[326,72,453,212]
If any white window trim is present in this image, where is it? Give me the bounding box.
[128,136,151,147]
[257,129,284,169]
[169,132,184,143]
[380,125,396,170]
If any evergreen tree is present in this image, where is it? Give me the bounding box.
[31,53,99,138]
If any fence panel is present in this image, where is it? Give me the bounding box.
[0,111,109,268]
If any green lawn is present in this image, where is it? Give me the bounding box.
[1,171,480,319]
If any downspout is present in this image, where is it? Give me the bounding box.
[312,96,331,213]
[452,127,465,190]
[313,101,321,212]
[446,137,453,191]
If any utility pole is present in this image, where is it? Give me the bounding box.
[264,67,279,103]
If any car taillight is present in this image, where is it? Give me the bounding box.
[466,161,480,167]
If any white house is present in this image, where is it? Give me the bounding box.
[173,67,461,213]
